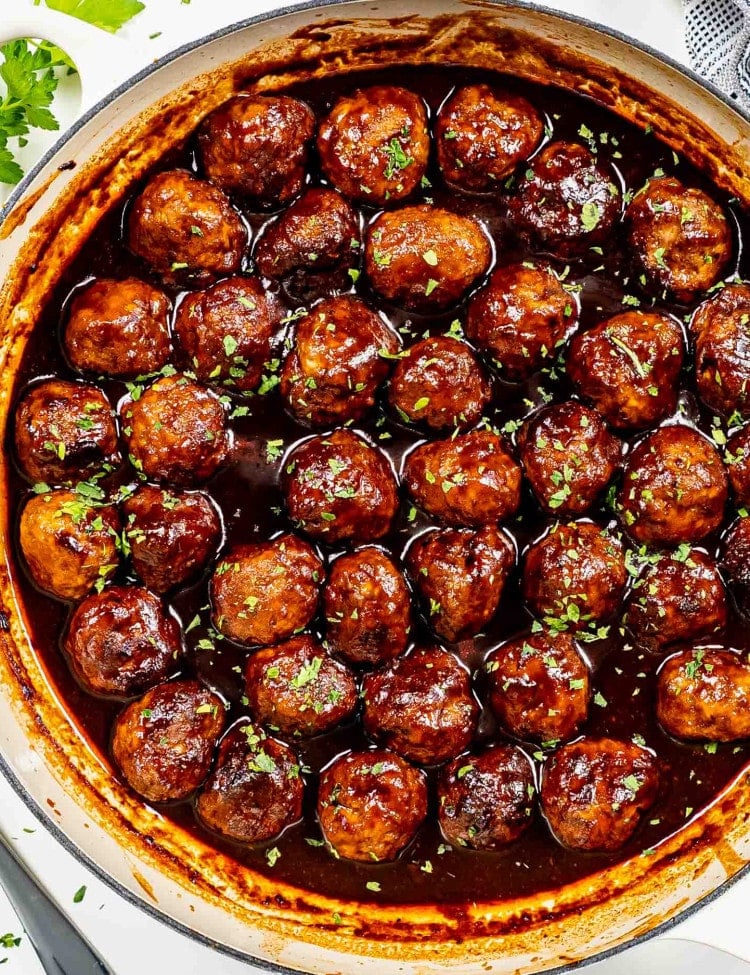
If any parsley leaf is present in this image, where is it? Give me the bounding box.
[41,0,146,34]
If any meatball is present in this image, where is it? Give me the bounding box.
[466,262,576,381]
[14,379,119,486]
[657,647,750,742]
[365,206,491,311]
[435,85,544,193]
[244,635,357,737]
[403,430,522,526]
[725,424,750,505]
[323,548,411,665]
[316,85,430,207]
[195,722,303,844]
[517,402,621,516]
[566,311,684,431]
[210,534,322,647]
[64,277,171,378]
[122,485,222,594]
[111,679,225,803]
[283,430,398,543]
[64,586,181,698]
[619,425,727,546]
[362,646,478,765]
[626,175,731,300]
[406,526,516,642]
[280,296,398,427]
[198,93,315,205]
[721,515,750,616]
[388,336,491,432]
[691,283,750,417]
[173,277,276,394]
[541,737,660,852]
[317,749,427,862]
[507,141,621,256]
[485,631,590,744]
[120,374,229,486]
[19,490,119,602]
[437,745,536,850]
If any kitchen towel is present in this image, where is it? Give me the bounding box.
[685,0,750,108]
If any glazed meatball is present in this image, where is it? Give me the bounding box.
[541,737,659,852]
[283,430,398,543]
[365,206,491,311]
[317,749,427,862]
[406,526,516,642]
[721,516,750,616]
[324,548,411,665]
[691,283,750,417]
[362,646,478,765]
[388,336,491,432]
[64,586,181,698]
[657,647,750,741]
[626,175,731,300]
[111,679,225,803]
[244,635,357,737]
[435,85,544,192]
[725,424,750,505]
[14,380,119,486]
[437,745,536,850]
[210,534,322,647]
[198,93,315,205]
[280,296,399,427]
[120,374,229,486]
[64,277,171,378]
[518,402,621,516]
[619,425,727,547]
[19,490,119,602]
[567,311,684,431]
[485,631,590,744]
[317,85,430,207]
[403,430,521,527]
[465,262,576,381]
[195,722,303,844]
[507,141,621,256]
[173,277,276,394]
[122,485,222,594]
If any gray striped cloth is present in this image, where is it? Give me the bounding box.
[685,0,750,110]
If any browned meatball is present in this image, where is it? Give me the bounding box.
[507,142,621,256]
[173,277,276,394]
[195,722,303,843]
[691,283,750,417]
[283,430,398,543]
[317,86,429,207]
[317,749,427,862]
[198,94,315,205]
[244,636,357,737]
[435,85,543,193]
[523,522,626,635]
[122,485,222,594]
[541,738,659,851]
[120,374,229,486]
[324,548,411,665]
[567,311,684,431]
[64,277,171,378]
[210,534,322,647]
[518,402,621,516]
[725,424,750,505]
[657,647,750,741]
[406,526,516,642]
[486,631,589,744]
[127,169,246,286]
[14,380,119,486]
[721,516,750,616]
[626,176,731,300]
[64,586,181,698]
[19,490,119,602]
[388,336,491,432]
[403,430,521,527]
[111,679,225,803]
[437,745,535,850]
[619,425,727,547]
[466,262,576,381]
[280,296,399,427]
[365,206,491,311]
